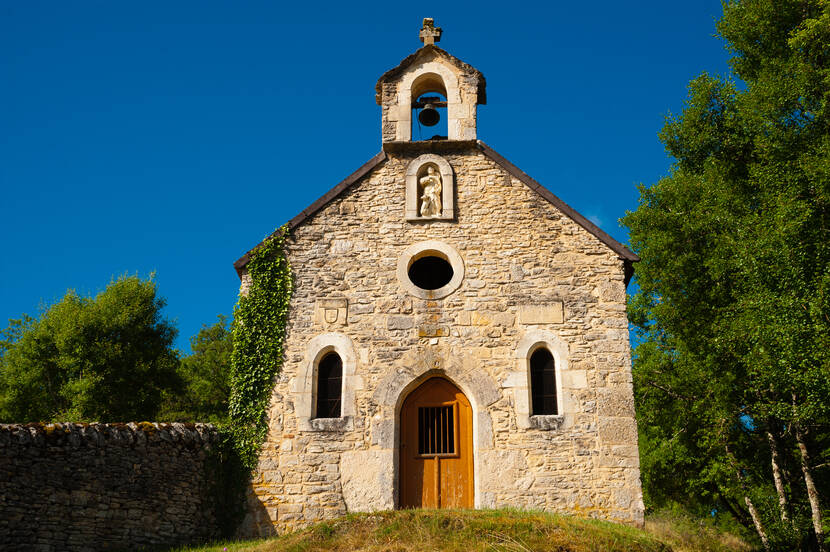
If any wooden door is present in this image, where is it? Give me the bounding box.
[399,377,474,508]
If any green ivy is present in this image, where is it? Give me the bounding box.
[229,225,293,471]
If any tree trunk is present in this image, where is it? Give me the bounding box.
[744,494,770,550]
[726,443,769,549]
[766,428,791,524]
[795,423,826,552]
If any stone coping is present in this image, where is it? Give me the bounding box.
[0,422,218,448]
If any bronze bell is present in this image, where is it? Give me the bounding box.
[418,103,440,126]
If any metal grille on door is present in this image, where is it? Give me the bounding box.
[418,406,455,455]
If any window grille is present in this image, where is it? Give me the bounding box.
[315,352,342,418]
[418,405,455,455]
[530,348,557,415]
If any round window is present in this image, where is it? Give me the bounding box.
[397,240,464,299]
[408,254,454,290]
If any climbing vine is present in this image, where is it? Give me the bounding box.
[229,225,293,471]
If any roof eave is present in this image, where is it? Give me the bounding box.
[475,140,639,285]
[374,45,487,105]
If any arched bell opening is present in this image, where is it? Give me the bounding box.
[411,73,448,141]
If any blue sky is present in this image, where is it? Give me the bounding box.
[1,2,732,351]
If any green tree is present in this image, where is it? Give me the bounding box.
[161,315,233,423]
[624,1,830,549]
[0,275,181,422]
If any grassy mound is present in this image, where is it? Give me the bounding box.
[644,512,754,552]
[174,509,672,552]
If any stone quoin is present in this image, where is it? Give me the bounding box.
[234,18,644,535]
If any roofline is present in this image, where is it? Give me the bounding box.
[475,141,639,263]
[375,44,487,105]
[232,151,387,277]
[233,142,639,285]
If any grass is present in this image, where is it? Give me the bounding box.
[166,508,752,552]
[644,512,754,552]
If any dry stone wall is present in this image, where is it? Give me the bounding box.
[241,142,643,535]
[0,422,221,552]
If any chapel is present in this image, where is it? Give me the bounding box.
[233,19,644,535]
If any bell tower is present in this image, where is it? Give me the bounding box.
[375,18,487,143]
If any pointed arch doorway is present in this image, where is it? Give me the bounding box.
[399,377,474,508]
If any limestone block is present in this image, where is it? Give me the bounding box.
[386,104,404,122]
[387,316,414,330]
[373,368,417,407]
[596,389,636,417]
[513,390,531,430]
[471,312,491,326]
[597,445,641,468]
[598,417,637,445]
[447,102,470,119]
[518,303,564,324]
[340,450,394,512]
[502,371,526,389]
[596,282,626,303]
[309,417,353,432]
[370,417,395,449]
[562,370,587,389]
[477,410,495,449]
[478,449,528,491]
[455,370,501,407]
[418,324,449,337]
[529,415,564,431]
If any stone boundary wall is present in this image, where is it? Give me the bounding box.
[0,422,221,552]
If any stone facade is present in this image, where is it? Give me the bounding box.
[0,423,221,552]
[236,34,643,536]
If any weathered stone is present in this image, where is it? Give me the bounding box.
[596,388,636,418]
[518,303,564,324]
[387,316,414,330]
[598,417,638,445]
[529,415,564,431]
[418,324,449,337]
[0,423,219,551]
[340,450,395,512]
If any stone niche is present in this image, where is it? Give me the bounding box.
[405,154,454,221]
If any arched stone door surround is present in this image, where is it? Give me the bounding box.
[372,347,500,509]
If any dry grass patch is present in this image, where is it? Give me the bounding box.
[644,513,754,552]
[173,509,670,552]
[173,509,757,552]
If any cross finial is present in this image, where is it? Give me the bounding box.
[419,18,442,46]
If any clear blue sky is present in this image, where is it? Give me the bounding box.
[1,1,731,351]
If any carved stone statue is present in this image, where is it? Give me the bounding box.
[419,166,442,217]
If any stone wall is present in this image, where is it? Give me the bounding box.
[0,422,221,552]
[240,141,644,535]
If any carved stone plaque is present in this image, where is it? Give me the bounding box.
[315,298,348,326]
[517,302,564,325]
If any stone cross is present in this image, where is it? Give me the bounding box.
[419,18,442,45]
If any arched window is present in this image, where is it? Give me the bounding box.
[315,352,342,418]
[530,348,557,415]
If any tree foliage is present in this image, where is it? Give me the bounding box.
[161,315,233,424]
[624,1,830,549]
[0,275,180,422]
